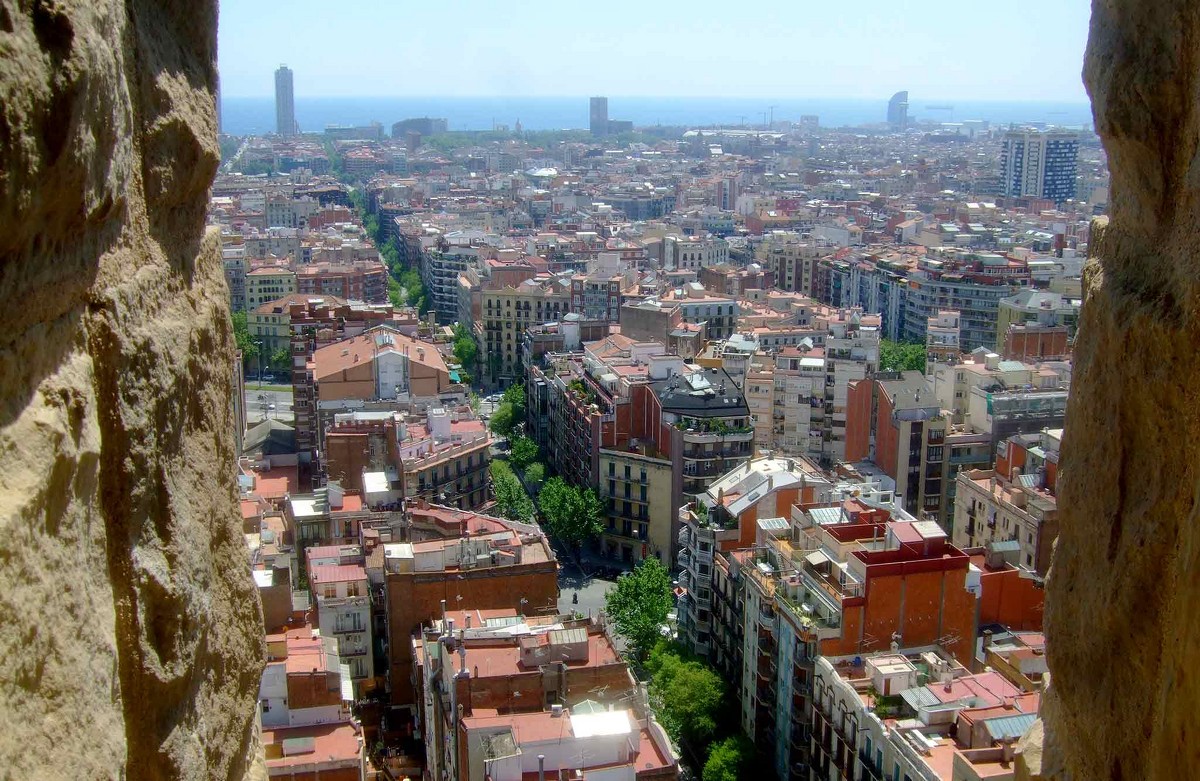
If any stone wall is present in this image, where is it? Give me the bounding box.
[0,1,264,778]
[1030,0,1200,778]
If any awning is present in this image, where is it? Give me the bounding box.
[339,663,354,702]
[805,550,830,567]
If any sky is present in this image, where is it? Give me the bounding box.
[217,0,1092,102]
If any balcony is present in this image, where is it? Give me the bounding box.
[858,749,884,781]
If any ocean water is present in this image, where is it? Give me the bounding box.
[220,95,1094,137]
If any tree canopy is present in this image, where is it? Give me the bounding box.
[488,403,516,438]
[509,435,539,471]
[490,461,533,522]
[702,735,755,781]
[452,323,478,376]
[606,559,674,661]
[232,310,259,365]
[537,477,604,547]
[489,383,527,438]
[879,339,927,373]
[645,641,726,747]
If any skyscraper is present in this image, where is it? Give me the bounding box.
[1000,130,1079,203]
[887,90,908,130]
[589,96,608,136]
[274,65,295,137]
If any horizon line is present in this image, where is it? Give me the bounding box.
[219,93,1092,104]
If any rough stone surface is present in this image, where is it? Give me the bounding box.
[1038,0,1200,778]
[0,1,264,778]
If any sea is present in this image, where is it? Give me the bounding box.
[219,96,1094,136]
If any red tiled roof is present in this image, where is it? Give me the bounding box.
[309,564,367,584]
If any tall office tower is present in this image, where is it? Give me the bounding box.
[887,90,908,130]
[275,65,295,137]
[1000,130,1080,203]
[589,96,608,136]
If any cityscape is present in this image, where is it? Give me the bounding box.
[214,56,1100,781]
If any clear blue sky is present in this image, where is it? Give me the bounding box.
[218,0,1091,102]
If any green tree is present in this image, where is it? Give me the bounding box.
[489,403,516,438]
[452,323,478,374]
[879,339,927,372]
[538,477,604,547]
[645,642,726,747]
[524,462,545,486]
[501,383,527,425]
[606,558,674,661]
[702,735,754,781]
[270,347,291,371]
[388,276,405,309]
[232,310,259,366]
[490,461,533,522]
[510,436,539,471]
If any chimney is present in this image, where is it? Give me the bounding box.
[538,755,546,781]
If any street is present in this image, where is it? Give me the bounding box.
[245,385,293,425]
[556,555,630,655]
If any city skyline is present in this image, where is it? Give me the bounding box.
[217,0,1091,102]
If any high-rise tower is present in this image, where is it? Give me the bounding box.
[589,96,608,136]
[887,90,908,130]
[275,65,295,137]
[1000,130,1079,203]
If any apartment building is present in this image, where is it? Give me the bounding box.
[680,471,1008,779]
[422,243,482,324]
[323,406,493,511]
[902,253,1030,350]
[995,289,1079,352]
[699,263,775,297]
[395,408,491,509]
[676,456,833,660]
[259,627,363,781]
[822,309,881,462]
[224,243,247,311]
[810,648,1037,781]
[569,272,625,322]
[952,429,1061,575]
[664,234,729,270]
[413,612,677,781]
[248,292,347,359]
[288,307,425,462]
[838,251,914,342]
[620,299,704,359]
[478,276,571,389]
[929,352,1069,454]
[307,553,375,688]
[657,283,740,340]
[383,505,559,705]
[757,234,834,296]
[246,265,298,310]
[925,311,961,374]
[598,449,674,564]
[527,339,753,564]
[297,260,389,304]
[1001,130,1079,203]
[266,193,319,229]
